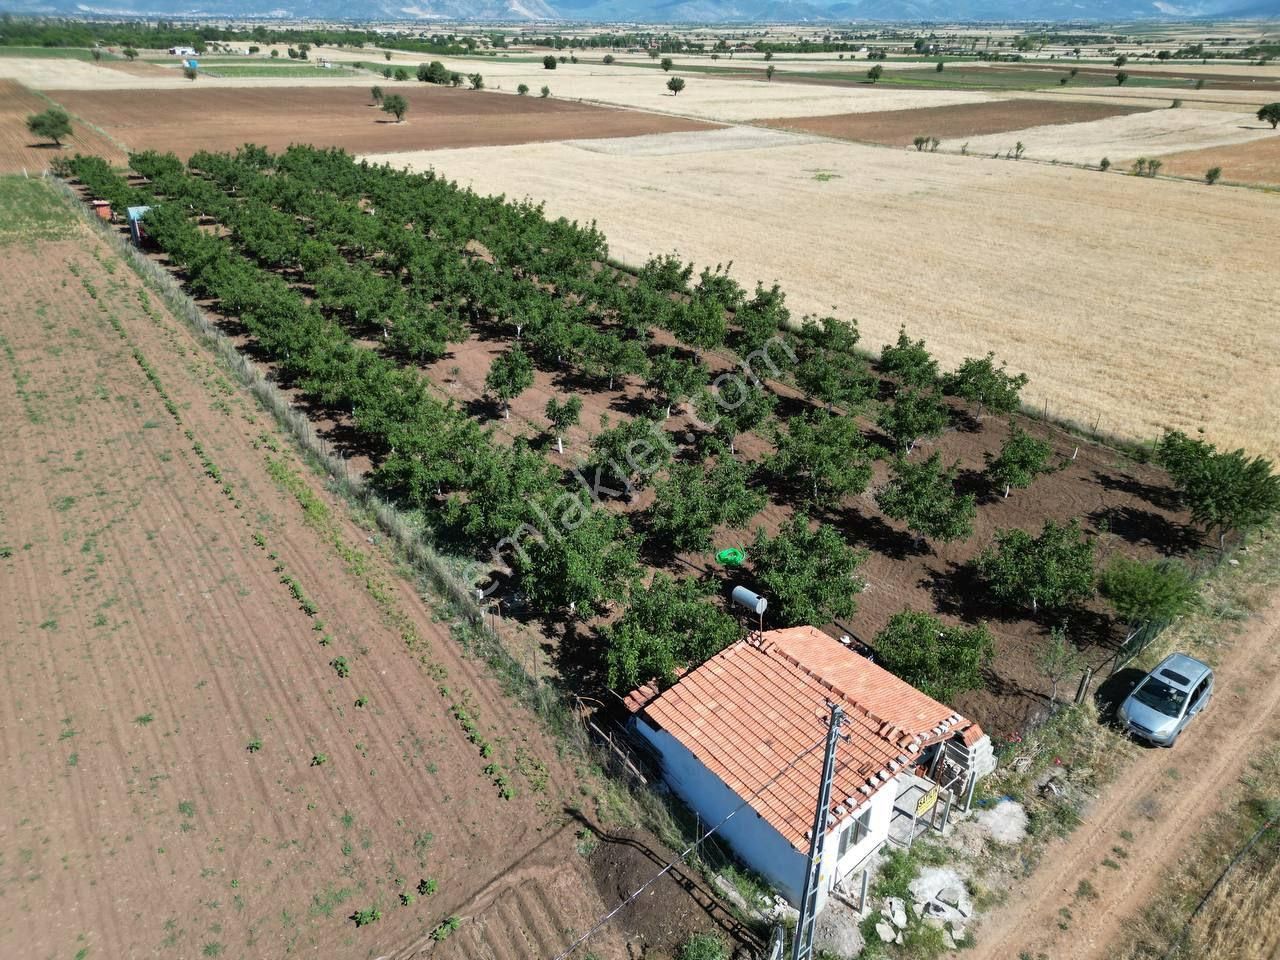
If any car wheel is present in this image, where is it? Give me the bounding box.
[1165,729,1181,748]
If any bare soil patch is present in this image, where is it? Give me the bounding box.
[758,98,1150,147]
[0,189,735,960]
[1157,133,1280,186]
[0,80,126,173]
[51,85,717,160]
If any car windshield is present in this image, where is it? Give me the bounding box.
[1133,678,1188,717]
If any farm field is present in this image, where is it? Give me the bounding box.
[377,130,1280,459]
[0,175,712,960]
[64,145,1229,744]
[0,80,126,173]
[758,98,1150,147]
[957,106,1274,164]
[48,86,716,160]
[1158,134,1280,185]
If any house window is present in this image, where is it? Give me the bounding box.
[838,808,871,859]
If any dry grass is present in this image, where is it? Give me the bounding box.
[374,132,1280,458]
[959,106,1274,164]
[1061,85,1280,108]
[1157,135,1280,187]
[1113,742,1280,960]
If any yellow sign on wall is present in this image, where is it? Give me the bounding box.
[915,785,940,817]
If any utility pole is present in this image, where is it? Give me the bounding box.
[791,701,845,960]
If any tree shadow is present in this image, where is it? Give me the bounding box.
[1091,469,1181,512]
[919,561,1021,625]
[1094,667,1147,720]
[1087,505,1203,556]
[832,505,924,561]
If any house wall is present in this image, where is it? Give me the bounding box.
[633,716,895,911]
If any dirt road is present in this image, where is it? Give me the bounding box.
[970,597,1280,960]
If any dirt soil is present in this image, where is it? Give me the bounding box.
[968,597,1280,960]
[48,85,717,160]
[0,80,127,173]
[0,187,730,960]
[758,99,1150,147]
[1157,133,1280,186]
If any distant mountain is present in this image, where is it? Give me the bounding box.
[5,0,1280,21]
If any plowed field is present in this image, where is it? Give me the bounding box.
[0,178,699,960]
[758,99,1149,147]
[50,85,717,160]
[1157,133,1280,186]
[0,80,126,173]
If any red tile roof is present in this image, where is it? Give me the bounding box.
[634,626,981,850]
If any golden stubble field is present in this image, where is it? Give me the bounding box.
[374,130,1280,457]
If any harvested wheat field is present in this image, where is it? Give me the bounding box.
[1059,85,1280,109]
[0,80,126,173]
[956,106,1271,164]
[374,131,1280,457]
[50,85,715,159]
[0,177,749,960]
[758,98,1150,147]
[1157,134,1280,186]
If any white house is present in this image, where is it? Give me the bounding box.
[625,626,995,912]
[168,46,197,57]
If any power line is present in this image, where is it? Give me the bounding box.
[551,731,833,960]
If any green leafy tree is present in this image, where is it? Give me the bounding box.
[1259,103,1280,128]
[661,57,674,71]
[514,497,639,617]
[1205,166,1221,184]
[370,85,384,104]
[751,513,867,627]
[603,54,615,64]
[649,348,706,418]
[484,344,535,418]
[605,574,740,690]
[1038,626,1084,704]
[517,83,529,95]
[544,395,582,454]
[670,293,727,357]
[1098,554,1198,643]
[735,282,789,356]
[976,519,1095,614]
[876,389,948,453]
[694,383,776,454]
[393,67,410,81]
[876,453,976,547]
[943,352,1029,419]
[985,425,1053,498]
[26,108,71,147]
[540,85,551,98]
[868,64,883,82]
[543,55,557,69]
[872,611,994,704]
[649,445,765,552]
[1157,430,1280,550]
[380,94,408,121]
[766,64,776,80]
[879,326,939,389]
[768,409,876,508]
[667,76,686,96]
[123,47,139,61]
[589,415,673,498]
[468,73,484,90]
[1116,70,1129,85]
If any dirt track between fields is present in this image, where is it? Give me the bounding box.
[970,597,1280,960]
[50,85,717,159]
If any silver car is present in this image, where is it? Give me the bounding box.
[1116,653,1213,747]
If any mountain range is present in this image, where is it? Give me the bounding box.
[5,0,1280,22]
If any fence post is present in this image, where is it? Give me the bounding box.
[1074,666,1093,705]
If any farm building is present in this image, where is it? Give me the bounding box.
[168,46,198,56]
[625,626,995,912]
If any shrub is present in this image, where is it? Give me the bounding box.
[351,906,380,927]
[431,916,461,941]
[517,83,529,95]
[1205,166,1222,184]
[603,54,615,64]
[1099,554,1197,640]
[330,656,350,678]
[540,85,551,97]
[678,932,728,960]
[1100,156,1112,171]
[393,67,410,81]
[468,73,484,90]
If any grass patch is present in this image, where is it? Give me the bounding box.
[0,177,77,245]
